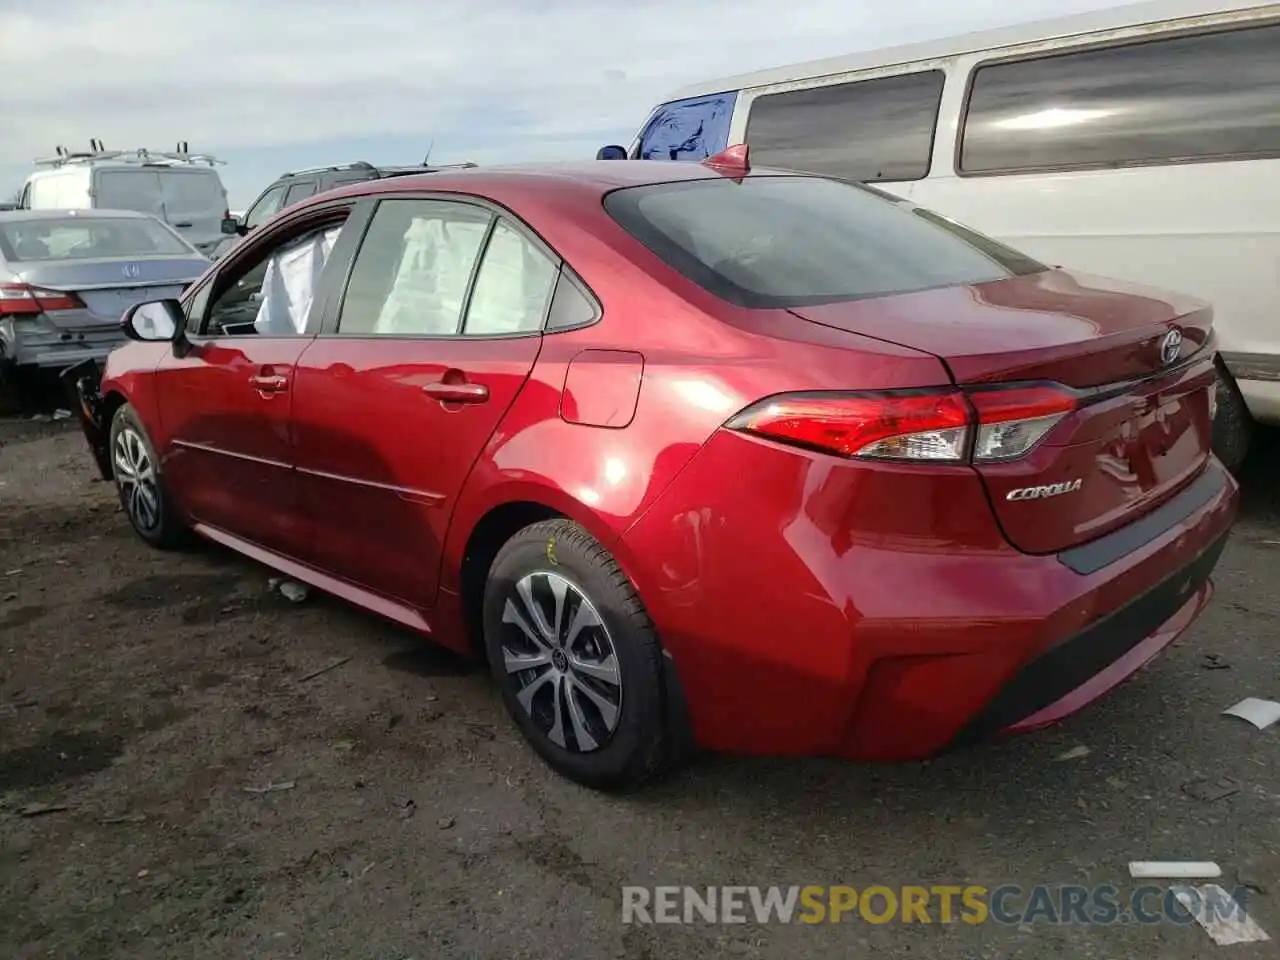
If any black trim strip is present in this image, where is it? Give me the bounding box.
[171,438,290,470]
[949,527,1229,750]
[295,466,445,505]
[1057,461,1227,576]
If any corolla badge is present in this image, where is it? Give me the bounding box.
[1160,328,1183,365]
[1006,479,1083,501]
[121,263,141,279]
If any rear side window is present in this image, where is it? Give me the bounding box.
[546,270,599,330]
[961,22,1280,174]
[283,180,317,206]
[604,175,1045,309]
[338,199,492,336]
[745,70,944,182]
[463,220,558,335]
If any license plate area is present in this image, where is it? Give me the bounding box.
[79,286,183,322]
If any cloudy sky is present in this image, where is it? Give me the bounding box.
[2,0,1119,208]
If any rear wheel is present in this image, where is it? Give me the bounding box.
[109,404,188,549]
[483,519,670,791]
[0,361,26,416]
[1212,358,1252,474]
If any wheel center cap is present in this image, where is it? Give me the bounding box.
[551,648,568,672]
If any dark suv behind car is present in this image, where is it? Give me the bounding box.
[210,160,477,259]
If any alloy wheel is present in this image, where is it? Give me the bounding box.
[500,571,623,752]
[114,427,160,531]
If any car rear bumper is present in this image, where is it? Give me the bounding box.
[620,430,1239,761]
[4,325,124,368]
[946,522,1226,749]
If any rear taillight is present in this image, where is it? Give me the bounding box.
[0,283,83,316]
[726,384,1077,463]
[967,385,1076,462]
[726,390,970,461]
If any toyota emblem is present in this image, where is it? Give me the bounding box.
[121,263,141,279]
[1160,329,1182,366]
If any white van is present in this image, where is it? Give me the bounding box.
[606,0,1280,470]
[19,144,234,258]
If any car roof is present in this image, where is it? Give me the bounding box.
[316,159,806,206]
[27,163,221,176]
[0,208,160,222]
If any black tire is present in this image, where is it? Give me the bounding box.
[108,403,188,549]
[1212,357,1252,475]
[483,518,671,791]
[0,362,25,416]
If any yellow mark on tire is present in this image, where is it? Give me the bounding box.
[546,538,558,565]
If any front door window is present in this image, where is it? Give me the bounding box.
[244,184,287,229]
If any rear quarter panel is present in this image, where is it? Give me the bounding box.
[439,182,954,593]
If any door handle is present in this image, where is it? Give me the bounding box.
[423,381,488,404]
[249,373,288,393]
[174,221,194,229]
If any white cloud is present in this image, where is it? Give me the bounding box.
[2,0,1117,198]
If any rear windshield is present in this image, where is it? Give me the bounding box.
[93,170,159,214]
[159,171,225,216]
[603,175,1046,308]
[0,217,194,262]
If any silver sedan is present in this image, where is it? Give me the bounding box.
[0,209,211,411]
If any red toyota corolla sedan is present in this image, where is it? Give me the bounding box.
[63,147,1238,790]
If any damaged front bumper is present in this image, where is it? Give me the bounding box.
[58,358,113,481]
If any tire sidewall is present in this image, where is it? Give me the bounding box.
[483,526,663,787]
[109,404,176,548]
[1212,359,1252,474]
[0,362,26,416]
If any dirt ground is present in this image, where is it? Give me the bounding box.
[2,408,1280,960]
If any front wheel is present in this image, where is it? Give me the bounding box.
[108,403,188,549]
[483,519,671,791]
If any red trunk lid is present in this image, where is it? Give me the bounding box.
[790,269,1218,554]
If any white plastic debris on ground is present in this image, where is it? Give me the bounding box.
[1128,862,1271,945]
[1171,884,1272,946]
[1223,698,1280,730]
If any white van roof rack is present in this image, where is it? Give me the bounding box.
[34,141,226,168]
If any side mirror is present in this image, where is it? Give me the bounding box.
[596,145,628,160]
[220,216,240,235]
[122,299,184,343]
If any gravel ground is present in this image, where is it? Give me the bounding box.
[2,411,1278,960]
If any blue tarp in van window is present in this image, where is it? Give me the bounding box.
[638,92,737,160]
